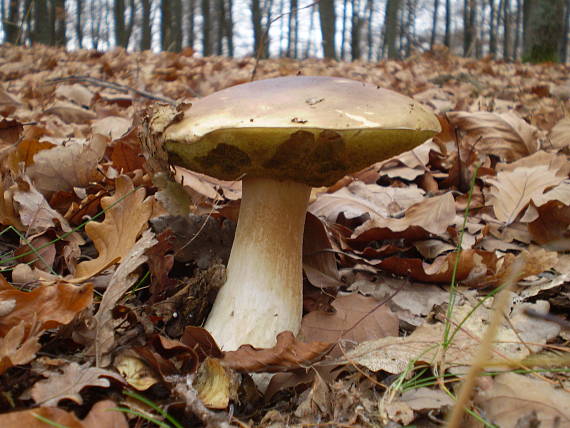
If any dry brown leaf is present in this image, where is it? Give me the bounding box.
[300,293,399,347]
[26,134,107,194]
[193,357,238,409]
[310,181,425,224]
[54,84,94,107]
[446,111,539,161]
[92,229,157,364]
[485,165,565,224]
[81,400,129,428]
[528,201,570,251]
[0,275,93,336]
[0,407,84,428]
[12,177,72,233]
[72,175,153,281]
[354,192,456,237]
[222,331,332,373]
[474,373,570,427]
[91,116,131,140]
[549,117,570,151]
[30,362,125,406]
[0,320,42,374]
[45,100,97,123]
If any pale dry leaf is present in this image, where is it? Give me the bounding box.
[45,100,97,123]
[549,117,570,150]
[533,180,570,206]
[30,362,125,406]
[54,84,94,107]
[310,181,425,223]
[300,293,399,346]
[400,387,454,411]
[0,320,41,375]
[0,407,84,428]
[354,192,456,236]
[93,229,157,364]
[474,372,570,427]
[82,400,128,428]
[27,134,107,194]
[485,165,565,224]
[12,177,72,233]
[446,111,539,161]
[91,116,131,140]
[497,150,570,177]
[72,175,153,282]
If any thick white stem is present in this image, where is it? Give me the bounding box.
[204,177,311,351]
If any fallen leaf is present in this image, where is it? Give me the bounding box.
[0,275,93,336]
[193,357,238,409]
[446,111,539,161]
[30,362,125,406]
[549,117,570,151]
[222,331,332,373]
[54,84,94,107]
[45,100,97,123]
[0,407,84,428]
[91,116,131,140]
[0,320,42,374]
[82,400,129,428]
[300,293,399,347]
[474,373,570,427]
[485,165,565,224]
[72,175,153,281]
[26,134,107,194]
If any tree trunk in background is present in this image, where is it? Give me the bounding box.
[366,0,374,60]
[488,0,497,55]
[503,0,511,59]
[350,0,361,60]
[318,0,336,59]
[560,0,569,62]
[430,0,439,48]
[202,0,212,55]
[216,0,225,55]
[140,0,152,50]
[523,0,565,62]
[76,0,84,48]
[160,0,172,50]
[251,0,263,56]
[463,0,476,56]
[340,0,348,59]
[383,0,400,58]
[33,0,51,45]
[513,0,522,58]
[405,0,416,56]
[226,0,234,56]
[444,0,451,47]
[173,0,182,51]
[5,0,21,44]
[287,0,298,57]
[114,0,127,47]
[54,0,66,46]
[186,0,195,49]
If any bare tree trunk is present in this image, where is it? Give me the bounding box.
[503,0,511,59]
[33,0,51,44]
[513,0,522,58]
[186,0,195,49]
[430,0,439,48]
[5,0,21,44]
[140,0,152,50]
[114,0,126,46]
[366,0,374,60]
[523,0,565,62]
[173,0,182,51]
[463,0,477,56]
[444,0,451,47]
[351,0,362,60]
[489,0,497,55]
[287,0,298,57]
[53,0,66,46]
[340,0,348,59]
[406,0,416,56]
[226,0,234,56]
[76,0,84,47]
[304,3,316,57]
[560,0,569,62]
[202,0,212,55]
[160,0,172,50]
[318,0,336,59]
[383,0,400,58]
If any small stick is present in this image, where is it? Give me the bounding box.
[45,75,178,104]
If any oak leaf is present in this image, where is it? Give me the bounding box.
[30,362,125,406]
[72,175,153,282]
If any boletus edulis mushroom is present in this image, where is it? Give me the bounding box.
[144,76,441,351]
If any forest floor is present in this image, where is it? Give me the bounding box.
[0,44,569,427]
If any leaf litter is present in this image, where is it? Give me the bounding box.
[0,44,569,427]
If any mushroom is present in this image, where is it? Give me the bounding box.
[148,76,440,351]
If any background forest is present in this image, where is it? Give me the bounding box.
[1,0,569,63]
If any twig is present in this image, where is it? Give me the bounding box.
[45,75,178,104]
[171,375,232,428]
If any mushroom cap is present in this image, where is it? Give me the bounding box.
[163,76,441,187]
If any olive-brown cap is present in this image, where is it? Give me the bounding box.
[162,76,441,187]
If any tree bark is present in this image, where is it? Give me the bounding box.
[488,0,497,55]
[202,0,212,55]
[226,0,234,56]
[53,0,66,46]
[5,0,21,44]
[523,0,565,62]
[444,0,451,47]
[140,0,152,50]
[560,0,569,62]
[33,0,51,45]
[383,0,400,58]
[287,0,298,57]
[318,0,336,59]
[350,0,361,60]
[430,0,439,48]
[173,0,183,51]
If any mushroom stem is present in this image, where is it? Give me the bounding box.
[204,177,311,351]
